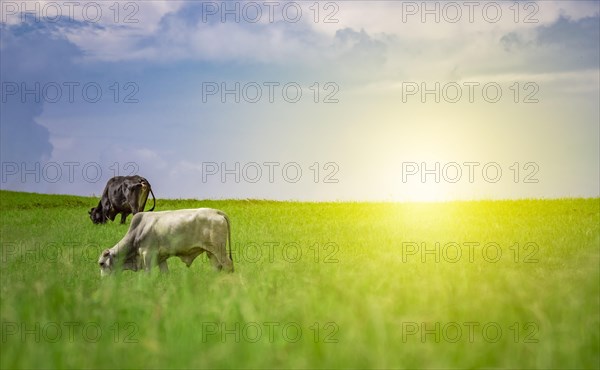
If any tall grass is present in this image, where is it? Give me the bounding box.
[1,191,598,369]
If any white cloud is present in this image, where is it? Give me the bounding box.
[32,2,595,90]
[5,1,597,71]
[312,1,599,37]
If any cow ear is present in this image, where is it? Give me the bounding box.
[102,249,111,257]
[89,208,94,215]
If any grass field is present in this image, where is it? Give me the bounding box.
[0,190,598,369]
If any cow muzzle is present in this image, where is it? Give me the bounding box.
[100,268,112,277]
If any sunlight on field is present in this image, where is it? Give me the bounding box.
[1,191,598,369]
[390,181,447,202]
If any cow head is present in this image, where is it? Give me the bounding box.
[98,247,141,276]
[98,249,115,276]
[89,207,106,224]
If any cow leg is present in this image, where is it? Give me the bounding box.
[158,260,169,274]
[138,187,149,212]
[129,197,140,214]
[120,213,127,224]
[208,250,233,272]
[218,255,234,273]
[141,250,153,273]
[207,252,222,271]
[213,243,234,273]
[101,198,112,222]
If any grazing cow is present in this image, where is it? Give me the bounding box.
[98,208,233,276]
[89,175,155,224]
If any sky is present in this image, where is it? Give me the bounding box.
[1,0,599,201]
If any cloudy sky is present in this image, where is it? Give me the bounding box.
[1,1,598,201]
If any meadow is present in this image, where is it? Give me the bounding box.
[0,190,598,369]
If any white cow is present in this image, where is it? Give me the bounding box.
[98,208,233,276]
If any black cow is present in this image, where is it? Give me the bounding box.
[89,176,156,224]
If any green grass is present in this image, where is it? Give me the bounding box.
[1,190,598,369]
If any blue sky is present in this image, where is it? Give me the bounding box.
[1,1,599,201]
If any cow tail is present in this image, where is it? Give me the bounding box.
[223,213,233,263]
[148,187,156,212]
